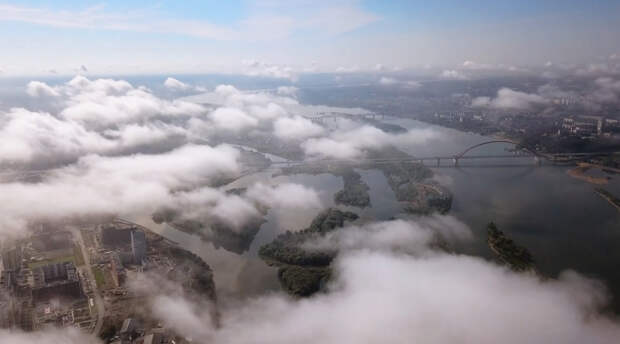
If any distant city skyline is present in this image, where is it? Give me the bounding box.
[0,0,619,76]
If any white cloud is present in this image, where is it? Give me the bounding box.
[242,60,298,81]
[302,125,440,159]
[273,116,324,140]
[302,137,362,159]
[0,75,432,240]
[0,77,224,168]
[463,60,476,68]
[472,88,549,110]
[379,77,421,89]
[152,294,215,339]
[164,77,191,90]
[246,183,323,211]
[202,84,298,109]
[132,218,620,344]
[379,77,398,85]
[335,66,360,73]
[102,122,186,148]
[0,108,115,165]
[167,187,262,232]
[4,71,620,343]
[208,107,259,132]
[0,144,241,238]
[462,60,494,70]
[59,76,204,127]
[26,81,60,97]
[247,102,288,120]
[440,70,468,80]
[127,270,217,341]
[304,216,471,253]
[276,86,298,97]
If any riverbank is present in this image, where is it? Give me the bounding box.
[567,163,612,185]
[594,188,620,212]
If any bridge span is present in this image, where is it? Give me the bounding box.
[1,142,617,182]
[267,152,616,168]
[268,139,619,168]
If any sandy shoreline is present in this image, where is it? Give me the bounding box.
[566,163,613,185]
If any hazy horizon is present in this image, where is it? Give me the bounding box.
[0,1,619,76]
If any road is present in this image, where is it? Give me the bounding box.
[73,227,105,337]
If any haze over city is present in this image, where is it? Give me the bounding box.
[1,1,620,344]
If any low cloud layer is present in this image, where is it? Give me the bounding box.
[440,69,468,80]
[242,60,298,81]
[131,218,620,344]
[379,77,421,89]
[0,75,446,240]
[2,74,620,343]
[471,75,620,112]
[164,77,191,90]
[302,125,440,159]
[273,115,325,140]
[472,88,549,110]
[0,144,241,236]
[246,183,323,211]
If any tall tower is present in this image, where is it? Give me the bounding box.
[130,230,146,265]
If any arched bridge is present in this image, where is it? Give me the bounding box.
[454,140,545,160]
[263,139,616,168]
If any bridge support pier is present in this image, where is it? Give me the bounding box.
[436,158,440,167]
[534,156,542,166]
[453,158,459,166]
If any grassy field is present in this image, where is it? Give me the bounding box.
[73,245,85,266]
[93,267,105,288]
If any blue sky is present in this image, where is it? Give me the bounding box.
[0,0,619,76]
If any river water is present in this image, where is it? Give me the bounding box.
[133,117,620,309]
[387,117,620,310]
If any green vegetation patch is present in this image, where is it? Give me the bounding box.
[278,266,331,297]
[259,208,358,297]
[334,169,371,208]
[93,267,106,288]
[73,245,85,266]
[487,222,535,272]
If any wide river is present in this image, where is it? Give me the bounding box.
[133,117,620,310]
